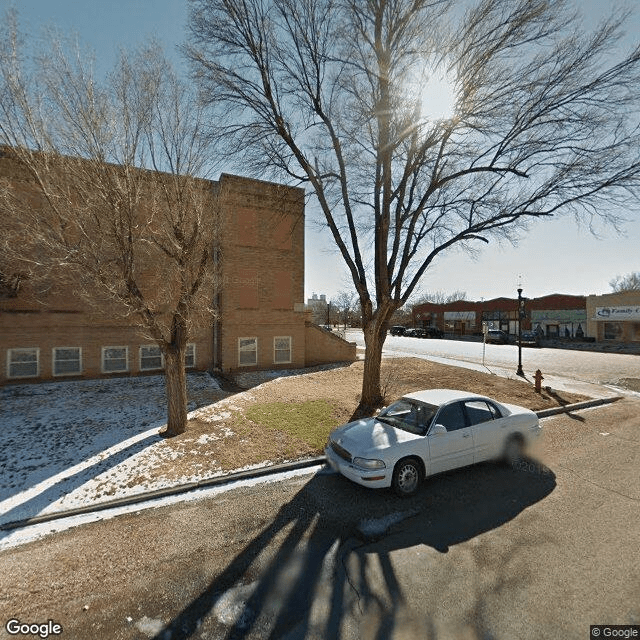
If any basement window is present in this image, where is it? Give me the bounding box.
[140,345,164,371]
[53,347,82,377]
[185,343,196,368]
[102,347,129,373]
[238,337,258,366]
[7,348,39,379]
[274,336,292,364]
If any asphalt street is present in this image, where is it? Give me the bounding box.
[1,397,638,640]
[346,329,640,389]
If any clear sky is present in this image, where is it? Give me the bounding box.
[3,0,639,304]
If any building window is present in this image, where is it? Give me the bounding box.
[102,347,129,373]
[52,347,82,377]
[140,345,164,371]
[7,348,39,379]
[185,343,196,368]
[274,336,292,364]
[603,322,623,341]
[238,337,258,366]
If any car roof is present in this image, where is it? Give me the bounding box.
[402,388,490,405]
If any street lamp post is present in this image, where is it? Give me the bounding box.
[516,286,524,377]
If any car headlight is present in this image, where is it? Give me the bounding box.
[353,457,386,470]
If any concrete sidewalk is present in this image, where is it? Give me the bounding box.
[378,347,627,400]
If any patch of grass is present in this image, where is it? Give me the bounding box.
[245,399,337,450]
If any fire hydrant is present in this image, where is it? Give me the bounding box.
[534,369,544,393]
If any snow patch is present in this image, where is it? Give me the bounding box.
[0,373,226,527]
[358,509,420,539]
[213,582,258,628]
[135,616,166,637]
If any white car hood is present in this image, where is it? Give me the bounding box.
[331,418,419,456]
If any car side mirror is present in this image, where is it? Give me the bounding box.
[430,424,447,436]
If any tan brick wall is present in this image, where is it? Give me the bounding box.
[217,173,308,372]
[1,155,354,382]
[304,323,357,366]
[586,291,640,342]
[0,311,212,382]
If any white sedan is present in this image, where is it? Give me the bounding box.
[325,389,541,497]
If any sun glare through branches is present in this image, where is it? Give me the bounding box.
[407,62,458,123]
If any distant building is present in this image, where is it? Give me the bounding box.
[528,294,587,338]
[412,293,587,337]
[586,290,640,343]
[306,293,329,325]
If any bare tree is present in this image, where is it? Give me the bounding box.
[610,272,640,292]
[333,290,358,328]
[186,0,640,410]
[0,15,220,435]
[413,290,468,305]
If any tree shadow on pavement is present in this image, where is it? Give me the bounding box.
[152,460,556,640]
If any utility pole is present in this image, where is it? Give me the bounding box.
[516,285,524,376]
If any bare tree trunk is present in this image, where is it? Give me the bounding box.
[360,323,386,410]
[358,301,395,414]
[163,348,187,436]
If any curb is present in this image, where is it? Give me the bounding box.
[0,456,326,532]
[1,396,623,533]
[535,396,621,418]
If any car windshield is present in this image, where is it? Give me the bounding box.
[378,399,438,435]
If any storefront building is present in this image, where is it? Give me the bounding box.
[528,294,587,338]
[412,293,587,338]
[586,291,640,344]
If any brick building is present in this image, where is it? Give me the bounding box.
[1,153,355,383]
[412,293,587,338]
[586,290,640,344]
[306,293,329,326]
[528,294,587,338]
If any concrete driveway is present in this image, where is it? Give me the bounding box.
[0,399,638,640]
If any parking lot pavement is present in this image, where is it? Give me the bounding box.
[0,399,638,640]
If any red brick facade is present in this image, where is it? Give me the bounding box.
[412,293,587,337]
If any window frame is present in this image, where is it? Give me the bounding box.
[238,337,258,367]
[139,344,165,371]
[273,336,292,364]
[185,343,196,369]
[7,347,40,379]
[101,346,129,374]
[463,400,498,427]
[603,321,623,341]
[52,346,82,377]
[433,401,468,432]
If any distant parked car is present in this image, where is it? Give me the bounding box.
[389,326,406,336]
[520,331,541,347]
[485,329,509,344]
[405,327,426,338]
[325,389,541,497]
[423,327,444,338]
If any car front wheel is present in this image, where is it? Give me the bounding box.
[392,458,422,497]
[503,434,524,466]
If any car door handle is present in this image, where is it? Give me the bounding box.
[462,433,471,438]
